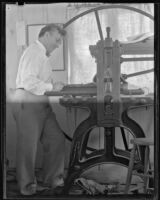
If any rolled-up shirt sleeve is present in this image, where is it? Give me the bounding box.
[18,50,53,95]
[23,75,53,95]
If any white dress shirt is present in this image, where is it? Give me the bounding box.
[16,40,53,95]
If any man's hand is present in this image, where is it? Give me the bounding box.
[52,81,65,91]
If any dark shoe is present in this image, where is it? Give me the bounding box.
[19,192,37,197]
[53,185,65,195]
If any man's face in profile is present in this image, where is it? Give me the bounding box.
[46,30,62,54]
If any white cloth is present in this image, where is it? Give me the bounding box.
[16,40,53,95]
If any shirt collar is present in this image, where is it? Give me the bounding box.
[36,40,47,54]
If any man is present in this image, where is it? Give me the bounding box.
[13,24,66,196]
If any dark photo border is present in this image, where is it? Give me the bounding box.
[1,2,160,200]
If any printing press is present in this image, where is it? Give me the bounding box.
[45,5,154,194]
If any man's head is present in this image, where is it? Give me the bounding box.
[38,24,66,55]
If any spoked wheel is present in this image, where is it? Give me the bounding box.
[63,4,153,40]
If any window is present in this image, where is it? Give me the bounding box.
[67,4,154,93]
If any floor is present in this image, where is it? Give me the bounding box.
[6,181,153,200]
[5,167,154,199]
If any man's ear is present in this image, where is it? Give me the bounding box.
[45,32,50,38]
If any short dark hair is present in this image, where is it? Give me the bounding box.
[38,24,66,38]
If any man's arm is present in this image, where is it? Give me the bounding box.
[23,74,53,95]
